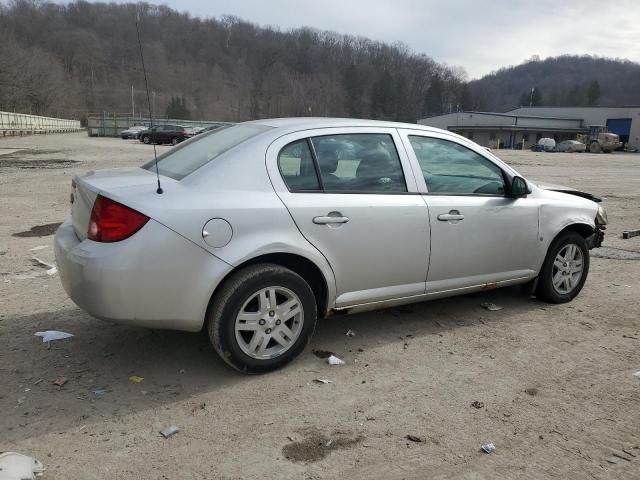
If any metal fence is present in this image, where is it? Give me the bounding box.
[87,113,232,137]
[0,111,82,137]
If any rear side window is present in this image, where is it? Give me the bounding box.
[277,140,321,191]
[144,124,273,180]
[310,134,406,193]
[278,134,406,193]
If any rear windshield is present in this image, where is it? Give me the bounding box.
[143,124,273,180]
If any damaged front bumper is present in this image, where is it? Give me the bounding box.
[586,224,605,249]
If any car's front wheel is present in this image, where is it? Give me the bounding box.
[171,137,179,146]
[207,264,317,373]
[537,231,589,303]
[142,135,151,144]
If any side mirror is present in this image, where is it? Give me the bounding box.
[510,176,529,198]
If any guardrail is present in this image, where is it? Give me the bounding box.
[87,113,232,137]
[0,111,82,137]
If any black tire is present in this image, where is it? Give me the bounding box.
[171,136,179,146]
[590,142,601,153]
[536,231,590,303]
[207,264,317,374]
[142,135,150,144]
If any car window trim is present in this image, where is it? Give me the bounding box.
[306,137,325,191]
[279,132,411,195]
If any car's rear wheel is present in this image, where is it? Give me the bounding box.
[207,264,317,373]
[590,142,601,153]
[537,231,589,303]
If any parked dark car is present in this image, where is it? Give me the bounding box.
[120,125,148,139]
[138,125,192,145]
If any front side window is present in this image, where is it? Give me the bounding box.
[408,136,505,195]
[310,134,406,193]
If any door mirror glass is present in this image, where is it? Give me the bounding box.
[510,176,528,197]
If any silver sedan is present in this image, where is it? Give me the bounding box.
[54,118,607,373]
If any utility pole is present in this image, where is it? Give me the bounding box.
[131,85,135,118]
[152,91,156,120]
[529,87,535,107]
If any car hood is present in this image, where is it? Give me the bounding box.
[535,181,602,203]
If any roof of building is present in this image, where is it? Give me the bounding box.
[420,110,585,122]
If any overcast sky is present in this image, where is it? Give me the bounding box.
[51,0,640,78]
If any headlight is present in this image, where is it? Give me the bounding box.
[596,205,608,225]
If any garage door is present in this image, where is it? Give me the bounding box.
[606,118,632,143]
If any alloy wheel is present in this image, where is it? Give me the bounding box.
[234,286,304,360]
[552,243,584,294]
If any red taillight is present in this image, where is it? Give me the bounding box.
[88,195,149,242]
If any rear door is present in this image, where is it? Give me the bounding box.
[267,127,430,307]
[399,129,540,292]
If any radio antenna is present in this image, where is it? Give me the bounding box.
[135,11,163,194]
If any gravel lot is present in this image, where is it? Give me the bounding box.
[1,132,639,479]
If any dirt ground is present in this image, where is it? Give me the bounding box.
[1,132,639,479]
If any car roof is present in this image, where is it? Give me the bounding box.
[248,117,446,135]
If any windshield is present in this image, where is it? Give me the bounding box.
[143,124,273,180]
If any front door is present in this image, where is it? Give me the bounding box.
[268,128,430,307]
[400,130,540,292]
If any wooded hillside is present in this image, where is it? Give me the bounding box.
[0,0,466,122]
[1,2,638,121]
[468,55,640,112]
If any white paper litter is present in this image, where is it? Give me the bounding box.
[0,452,45,480]
[31,257,57,276]
[480,302,503,311]
[327,355,345,365]
[345,329,356,337]
[29,245,48,251]
[481,442,496,454]
[633,371,640,379]
[11,271,44,280]
[34,330,74,343]
[160,426,179,438]
[313,379,333,384]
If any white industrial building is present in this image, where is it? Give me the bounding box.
[418,106,640,150]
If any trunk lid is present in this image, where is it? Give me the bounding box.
[71,167,176,240]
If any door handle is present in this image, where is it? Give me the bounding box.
[313,215,350,225]
[437,211,465,221]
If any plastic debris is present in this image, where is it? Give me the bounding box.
[30,257,57,276]
[93,389,107,396]
[129,375,144,384]
[52,376,68,387]
[633,371,640,379]
[313,379,332,384]
[406,434,425,443]
[471,401,485,409]
[327,355,345,365]
[160,426,179,438]
[481,442,496,454]
[345,329,356,337]
[0,452,45,479]
[34,330,73,343]
[480,302,503,311]
[29,245,48,251]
